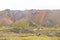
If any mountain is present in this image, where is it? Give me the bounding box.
[0,9,60,26]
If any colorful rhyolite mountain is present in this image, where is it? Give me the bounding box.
[0,9,60,25]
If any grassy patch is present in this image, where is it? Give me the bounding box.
[0,34,60,40]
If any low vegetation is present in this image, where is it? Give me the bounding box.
[0,21,60,40]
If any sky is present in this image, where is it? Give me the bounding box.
[0,0,60,10]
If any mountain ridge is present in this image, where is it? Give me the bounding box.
[0,9,60,26]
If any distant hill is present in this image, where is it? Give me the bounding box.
[0,9,60,26]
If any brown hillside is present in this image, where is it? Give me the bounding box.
[0,9,60,25]
[0,15,13,25]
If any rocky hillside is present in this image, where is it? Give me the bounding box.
[0,9,60,26]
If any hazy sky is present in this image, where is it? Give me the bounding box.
[0,0,60,10]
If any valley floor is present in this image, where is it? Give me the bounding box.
[0,33,60,40]
[0,26,60,40]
